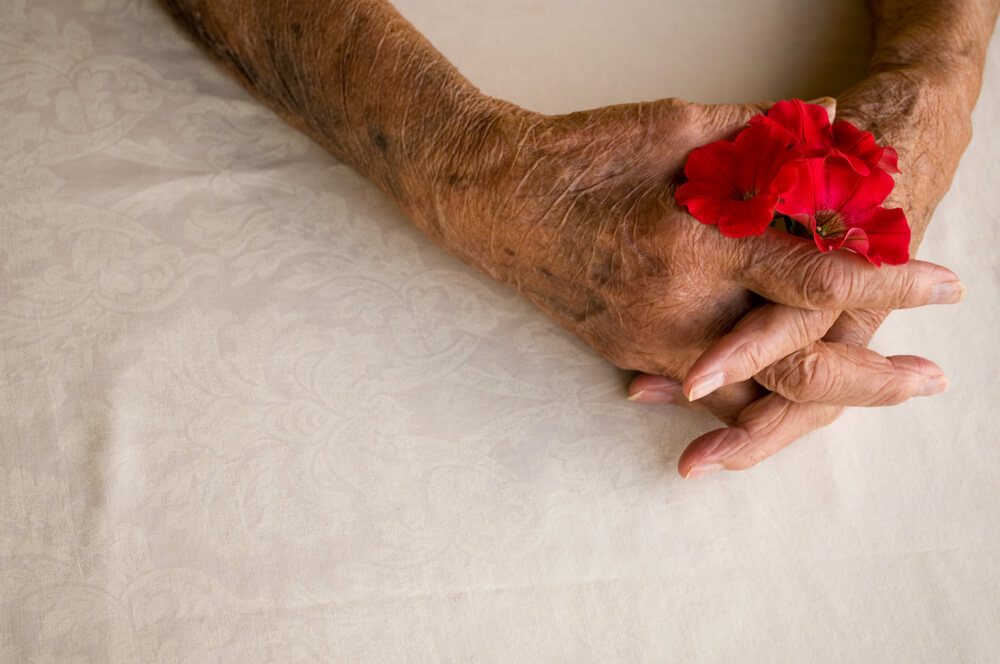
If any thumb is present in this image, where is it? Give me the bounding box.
[694,96,836,140]
[692,100,774,140]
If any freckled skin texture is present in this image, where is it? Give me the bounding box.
[159,0,998,473]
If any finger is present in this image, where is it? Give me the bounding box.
[823,308,888,346]
[754,341,947,406]
[628,374,696,407]
[693,100,774,140]
[627,374,767,421]
[731,230,965,311]
[697,98,834,138]
[678,394,844,478]
[683,304,840,401]
[698,379,769,424]
[678,304,925,479]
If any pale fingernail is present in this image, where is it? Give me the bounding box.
[686,372,726,402]
[635,375,680,390]
[928,281,965,304]
[887,355,946,378]
[684,462,725,479]
[916,376,948,396]
[628,389,675,403]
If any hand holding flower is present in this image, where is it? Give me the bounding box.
[634,0,999,477]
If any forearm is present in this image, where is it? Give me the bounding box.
[160,0,512,257]
[868,0,1000,109]
[837,1,999,247]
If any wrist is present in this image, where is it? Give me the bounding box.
[399,95,533,274]
[836,66,973,246]
[866,1,998,112]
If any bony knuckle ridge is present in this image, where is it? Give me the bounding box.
[801,259,850,309]
[773,345,830,401]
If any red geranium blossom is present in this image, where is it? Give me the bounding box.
[751,99,900,175]
[750,99,831,154]
[775,156,910,266]
[675,98,909,265]
[675,123,796,237]
[830,120,900,175]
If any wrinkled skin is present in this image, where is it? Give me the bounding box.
[633,66,992,475]
[427,83,966,432]
[159,0,997,476]
[433,98,775,419]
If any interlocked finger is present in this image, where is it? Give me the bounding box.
[683,304,840,401]
[755,341,946,406]
[731,231,965,312]
[679,393,845,477]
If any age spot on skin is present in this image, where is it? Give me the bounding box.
[370,128,389,152]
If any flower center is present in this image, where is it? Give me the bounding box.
[815,210,846,238]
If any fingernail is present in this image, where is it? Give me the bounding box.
[686,372,726,401]
[634,375,680,390]
[917,375,948,396]
[628,389,675,403]
[928,281,965,304]
[684,462,725,479]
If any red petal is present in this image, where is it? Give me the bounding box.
[675,125,792,235]
[834,161,895,217]
[845,206,911,265]
[732,124,798,196]
[676,180,736,225]
[831,121,902,175]
[778,157,894,218]
[774,158,826,219]
[716,194,781,237]
[812,227,854,254]
[750,99,831,152]
[877,146,901,174]
[681,140,745,198]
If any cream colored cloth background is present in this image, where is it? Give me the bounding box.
[2,0,999,661]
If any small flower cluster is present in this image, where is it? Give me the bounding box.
[675,100,910,266]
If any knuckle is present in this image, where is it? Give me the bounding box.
[893,270,922,308]
[801,258,852,309]
[656,97,699,128]
[762,344,834,402]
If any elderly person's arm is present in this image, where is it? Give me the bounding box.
[635,0,1000,477]
[159,0,966,469]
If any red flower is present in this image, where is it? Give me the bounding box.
[752,99,900,176]
[750,99,831,156]
[830,120,900,175]
[675,98,909,265]
[675,123,796,237]
[775,157,910,265]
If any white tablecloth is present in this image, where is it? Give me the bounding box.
[2,1,999,661]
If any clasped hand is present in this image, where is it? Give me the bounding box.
[428,86,963,478]
[159,0,976,478]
